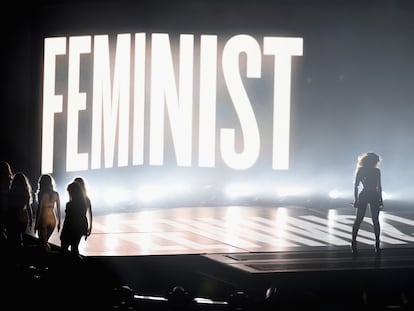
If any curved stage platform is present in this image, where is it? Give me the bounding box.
[15,201,414,310]
[47,201,414,257]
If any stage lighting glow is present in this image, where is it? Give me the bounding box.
[328,189,339,199]
[382,191,392,200]
[139,235,157,253]
[102,187,131,206]
[136,184,161,203]
[136,183,190,204]
[275,207,288,238]
[275,207,288,223]
[225,206,242,242]
[327,209,337,230]
[225,183,255,199]
[225,206,243,232]
[275,186,309,197]
[328,189,352,200]
[328,209,337,219]
[136,211,157,232]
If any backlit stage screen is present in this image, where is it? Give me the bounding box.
[32,0,414,209]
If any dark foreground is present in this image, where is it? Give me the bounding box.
[2,234,414,311]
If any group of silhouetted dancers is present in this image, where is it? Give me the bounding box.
[0,161,92,258]
[1,151,383,259]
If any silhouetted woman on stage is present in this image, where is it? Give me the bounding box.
[35,174,61,252]
[0,161,12,242]
[60,180,91,256]
[351,152,383,254]
[74,177,93,237]
[6,172,33,250]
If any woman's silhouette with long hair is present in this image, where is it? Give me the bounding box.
[6,172,33,250]
[60,180,90,255]
[34,174,61,252]
[73,177,93,237]
[351,152,383,254]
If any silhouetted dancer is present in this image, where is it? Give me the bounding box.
[34,174,61,252]
[73,177,93,238]
[6,172,33,252]
[60,180,92,256]
[351,152,383,254]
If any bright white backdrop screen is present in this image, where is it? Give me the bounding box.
[37,1,414,208]
[42,33,303,174]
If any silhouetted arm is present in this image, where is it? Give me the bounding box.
[378,170,383,207]
[34,197,41,233]
[86,198,92,237]
[56,192,61,232]
[353,170,361,207]
[27,196,33,229]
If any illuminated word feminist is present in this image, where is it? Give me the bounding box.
[41,33,303,174]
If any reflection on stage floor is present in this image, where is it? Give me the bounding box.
[41,201,414,262]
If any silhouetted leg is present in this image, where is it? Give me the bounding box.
[71,239,81,256]
[352,203,367,253]
[61,241,69,254]
[46,225,55,242]
[370,204,381,254]
[38,227,50,252]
